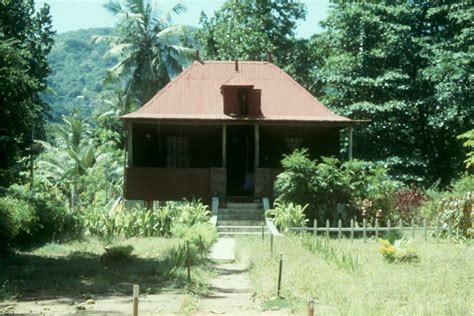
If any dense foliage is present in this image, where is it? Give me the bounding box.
[312,0,474,186]
[0,1,54,186]
[274,149,401,223]
[45,28,117,120]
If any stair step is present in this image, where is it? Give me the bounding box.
[218,208,263,215]
[225,202,262,209]
[217,220,265,226]
[217,214,264,221]
[219,232,270,236]
[218,225,267,233]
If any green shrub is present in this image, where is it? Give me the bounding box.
[384,229,404,245]
[379,239,419,263]
[274,149,401,223]
[265,200,308,232]
[177,198,210,226]
[420,175,473,239]
[101,245,135,263]
[0,185,80,255]
[172,222,218,257]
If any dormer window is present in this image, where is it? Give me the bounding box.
[238,89,248,115]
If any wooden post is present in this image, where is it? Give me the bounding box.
[262,225,265,241]
[423,219,427,242]
[338,219,342,240]
[326,219,330,239]
[255,125,260,168]
[436,218,440,243]
[348,126,353,160]
[313,219,317,237]
[277,253,283,298]
[411,218,415,238]
[375,218,379,240]
[186,241,191,282]
[350,219,354,242]
[399,219,403,235]
[270,233,274,255]
[363,218,367,243]
[301,221,305,234]
[133,284,139,316]
[448,221,452,241]
[307,301,315,316]
[387,219,391,231]
[222,124,227,167]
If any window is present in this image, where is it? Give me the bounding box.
[166,136,190,167]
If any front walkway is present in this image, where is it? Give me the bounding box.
[195,237,290,315]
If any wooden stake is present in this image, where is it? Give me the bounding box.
[423,219,427,242]
[277,253,283,298]
[411,218,415,238]
[326,219,330,239]
[307,300,315,316]
[186,241,191,282]
[350,219,354,242]
[375,218,379,240]
[133,284,139,316]
[262,225,265,241]
[363,218,367,243]
[338,219,342,241]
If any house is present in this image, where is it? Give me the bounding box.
[122,53,353,205]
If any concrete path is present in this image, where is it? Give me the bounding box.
[195,237,290,315]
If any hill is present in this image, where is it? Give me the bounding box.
[44,27,117,120]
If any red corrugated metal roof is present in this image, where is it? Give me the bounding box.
[122,60,352,124]
[221,71,255,87]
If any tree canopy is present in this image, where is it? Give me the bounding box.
[0,1,54,186]
[311,0,473,186]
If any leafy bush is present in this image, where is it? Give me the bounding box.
[177,198,211,226]
[393,185,427,222]
[172,222,218,258]
[265,200,308,232]
[274,149,401,223]
[384,230,404,245]
[420,175,473,239]
[0,185,80,255]
[379,239,419,263]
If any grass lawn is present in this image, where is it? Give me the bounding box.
[0,237,213,303]
[237,234,474,315]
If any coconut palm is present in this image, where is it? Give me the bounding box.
[93,0,195,110]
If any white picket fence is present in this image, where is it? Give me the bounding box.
[288,218,453,242]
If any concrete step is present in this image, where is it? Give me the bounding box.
[225,202,262,209]
[219,232,270,236]
[218,225,267,233]
[217,214,264,221]
[218,208,263,215]
[217,220,265,226]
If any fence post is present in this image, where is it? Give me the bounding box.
[307,300,315,316]
[326,219,330,239]
[133,284,139,316]
[262,225,265,241]
[301,221,306,234]
[375,218,379,240]
[338,219,342,241]
[448,221,452,241]
[313,219,317,237]
[423,219,427,242]
[387,219,391,232]
[363,218,367,243]
[186,241,191,282]
[270,233,274,255]
[277,253,283,298]
[411,218,415,239]
[436,218,440,243]
[399,219,403,235]
[350,219,354,242]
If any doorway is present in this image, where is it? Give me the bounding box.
[226,125,255,196]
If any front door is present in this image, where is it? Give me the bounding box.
[226,125,255,196]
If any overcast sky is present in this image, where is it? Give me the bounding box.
[36,0,330,38]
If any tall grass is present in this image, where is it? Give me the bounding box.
[237,235,473,315]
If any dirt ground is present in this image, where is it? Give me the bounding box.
[1,243,290,315]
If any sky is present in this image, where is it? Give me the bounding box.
[36,0,330,38]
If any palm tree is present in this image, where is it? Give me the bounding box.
[93,0,195,110]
